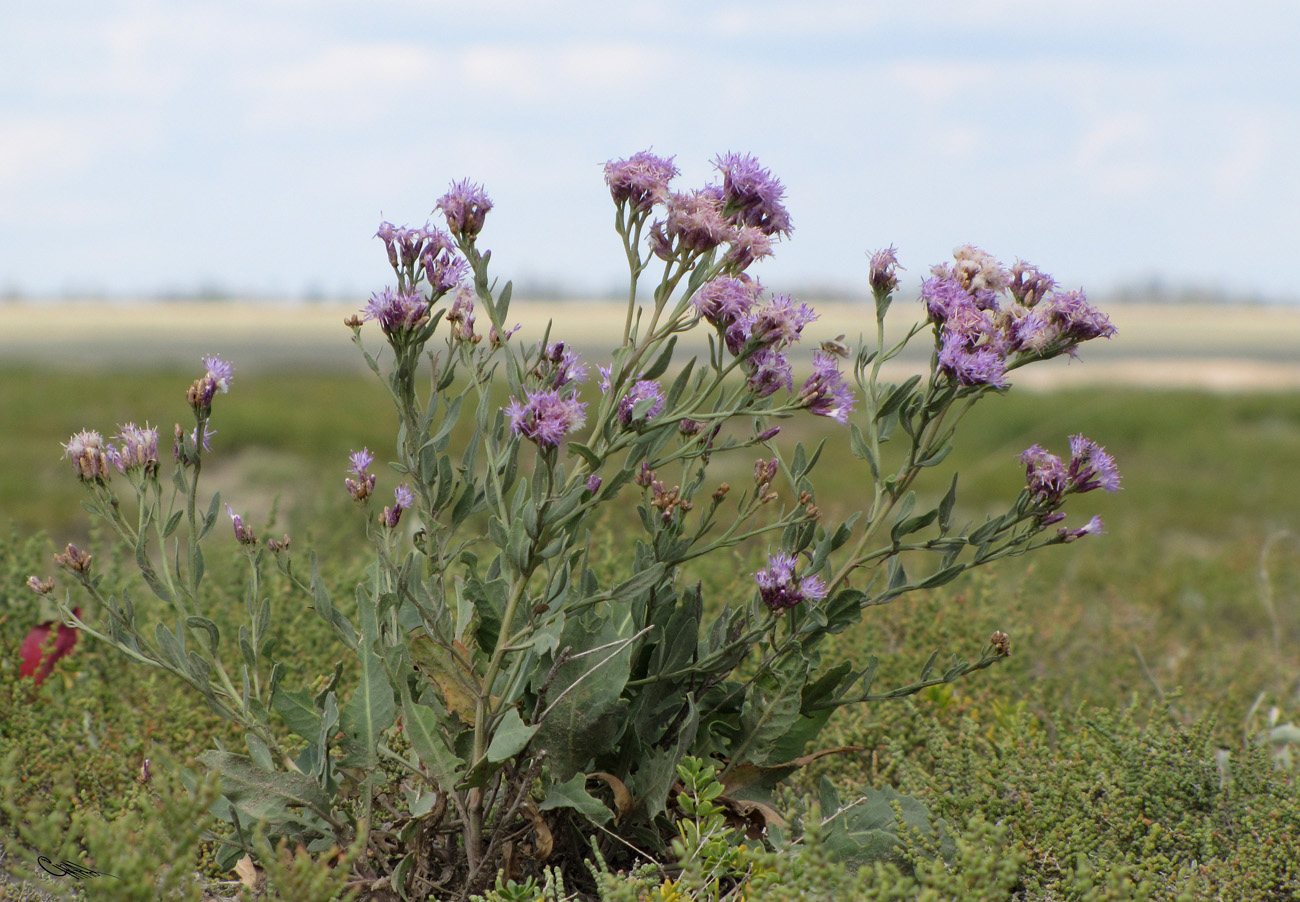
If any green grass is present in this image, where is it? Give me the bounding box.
[3,369,1300,899]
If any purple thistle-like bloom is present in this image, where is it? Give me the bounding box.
[938,332,1008,388]
[226,504,257,546]
[754,552,827,613]
[1058,515,1105,543]
[922,275,985,325]
[604,150,679,213]
[617,380,665,426]
[505,389,588,448]
[362,287,429,335]
[381,484,415,529]
[692,276,760,330]
[1008,260,1057,307]
[1020,444,1068,504]
[62,430,111,482]
[538,342,589,389]
[1067,434,1122,493]
[420,228,470,294]
[745,347,795,398]
[1049,289,1117,344]
[660,188,731,256]
[112,422,159,473]
[191,354,235,409]
[939,245,1010,310]
[869,246,901,295]
[713,152,793,238]
[722,226,775,271]
[801,352,856,424]
[730,294,819,354]
[346,448,376,501]
[437,179,493,239]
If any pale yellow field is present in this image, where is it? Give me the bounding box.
[3,299,1298,390]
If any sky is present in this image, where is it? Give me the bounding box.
[3,0,1299,303]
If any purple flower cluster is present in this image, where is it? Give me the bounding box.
[800,352,856,424]
[437,179,493,240]
[604,149,791,274]
[754,552,828,613]
[505,389,588,448]
[375,220,469,295]
[381,485,414,529]
[1020,434,1121,540]
[362,287,430,335]
[536,342,589,390]
[604,150,680,213]
[110,422,160,474]
[691,275,762,332]
[923,245,1116,389]
[447,288,480,343]
[869,246,901,295]
[187,355,235,412]
[346,448,377,502]
[62,430,111,482]
[616,379,665,426]
[226,504,258,546]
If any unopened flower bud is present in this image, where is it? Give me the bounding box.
[54,543,93,574]
[712,482,731,502]
[226,505,258,546]
[27,575,54,595]
[990,630,1011,657]
[586,474,602,494]
[757,425,781,442]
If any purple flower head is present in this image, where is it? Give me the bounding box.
[660,188,731,256]
[381,484,415,529]
[722,226,775,272]
[1008,260,1057,308]
[226,504,257,546]
[420,229,470,294]
[448,288,480,343]
[362,287,429,335]
[375,221,442,271]
[112,422,159,473]
[1058,514,1105,543]
[869,246,902,295]
[745,347,794,398]
[586,474,602,494]
[604,150,679,213]
[505,389,588,448]
[731,294,819,354]
[62,430,111,482]
[1048,289,1117,344]
[1020,445,1068,504]
[938,332,1008,388]
[713,152,793,238]
[346,448,377,501]
[189,355,235,410]
[538,341,589,389]
[617,380,665,426]
[801,352,856,424]
[942,245,1010,309]
[1009,307,1059,356]
[921,275,978,325]
[754,552,827,613]
[1067,434,1121,493]
[437,179,493,239]
[691,276,760,330]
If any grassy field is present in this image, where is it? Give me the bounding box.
[3,303,1300,899]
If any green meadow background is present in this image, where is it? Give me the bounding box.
[3,299,1300,899]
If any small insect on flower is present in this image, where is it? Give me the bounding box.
[819,334,851,359]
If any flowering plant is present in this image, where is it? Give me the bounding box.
[34,149,1118,896]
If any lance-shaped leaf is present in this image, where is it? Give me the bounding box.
[198,751,334,825]
[338,585,396,767]
[735,653,807,767]
[816,778,956,868]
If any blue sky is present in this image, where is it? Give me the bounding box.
[3,1,1298,302]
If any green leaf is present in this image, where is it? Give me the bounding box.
[401,694,464,794]
[198,491,222,541]
[271,687,322,741]
[538,773,613,825]
[338,586,397,767]
[917,564,965,590]
[485,707,538,764]
[817,779,955,868]
[737,653,808,767]
[567,442,602,470]
[198,750,334,825]
[875,375,921,421]
[641,335,678,381]
[186,616,220,655]
[938,473,958,533]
